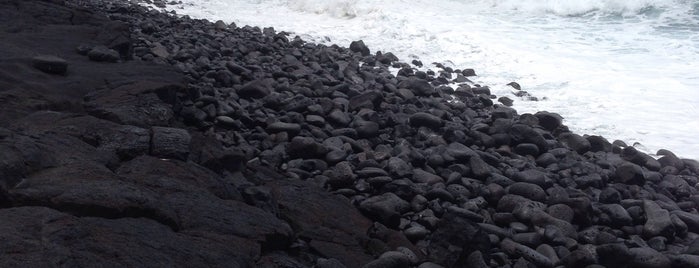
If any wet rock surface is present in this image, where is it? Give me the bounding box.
[1,0,699,267]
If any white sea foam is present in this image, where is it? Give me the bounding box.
[158,0,699,160]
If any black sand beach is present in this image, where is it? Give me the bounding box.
[2,1,699,267]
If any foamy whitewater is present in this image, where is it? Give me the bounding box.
[157,0,699,160]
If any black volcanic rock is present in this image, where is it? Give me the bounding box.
[87,45,120,62]
[32,55,68,75]
[409,112,443,130]
[350,40,370,56]
[535,111,563,131]
[398,77,435,96]
[3,0,699,267]
[359,193,410,228]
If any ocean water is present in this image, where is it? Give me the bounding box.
[156,0,699,160]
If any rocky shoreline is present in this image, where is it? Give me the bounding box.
[2,0,699,267]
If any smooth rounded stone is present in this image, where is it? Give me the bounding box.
[488,234,501,245]
[507,182,547,202]
[501,238,554,268]
[484,182,506,204]
[534,111,563,131]
[87,45,120,62]
[356,167,389,178]
[353,120,380,138]
[531,210,577,240]
[409,112,443,130]
[587,135,613,152]
[323,136,346,150]
[386,157,412,178]
[535,152,557,168]
[445,142,478,160]
[673,210,699,233]
[508,123,549,153]
[328,109,351,127]
[316,258,347,268]
[417,262,445,268]
[621,199,644,208]
[558,133,591,154]
[411,195,428,212]
[513,169,550,187]
[660,175,693,198]
[326,150,348,164]
[238,78,273,99]
[349,40,370,56]
[546,186,569,204]
[412,168,443,185]
[362,251,411,268]
[418,215,440,230]
[628,247,671,268]
[393,87,414,100]
[670,213,688,237]
[643,200,675,239]
[547,204,575,223]
[491,213,515,227]
[599,187,621,204]
[469,156,492,180]
[575,173,602,189]
[600,204,633,227]
[509,222,529,233]
[32,55,68,75]
[513,232,542,247]
[492,106,516,120]
[426,188,455,202]
[514,143,540,157]
[398,77,435,96]
[359,193,410,228]
[266,122,301,135]
[404,225,429,241]
[150,126,191,161]
[287,136,329,159]
[215,115,236,127]
[536,244,560,265]
[596,231,618,245]
[367,176,392,188]
[348,91,382,111]
[305,115,325,126]
[615,162,646,185]
[657,151,685,170]
[448,206,483,222]
[478,223,513,238]
[498,96,514,107]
